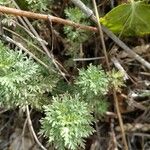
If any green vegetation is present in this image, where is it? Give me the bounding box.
[40,93,95,150]
[0,41,58,108]
[0,41,123,148]
[76,64,109,115]
[2,0,144,149]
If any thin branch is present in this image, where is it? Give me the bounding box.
[26,105,47,150]
[3,27,45,54]
[113,89,129,150]
[13,20,48,45]
[111,57,129,80]
[73,57,103,61]
[92,0,110,69]
[0,5,97,32]
[70,0,94,17]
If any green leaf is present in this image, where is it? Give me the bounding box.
[100,1,150,36]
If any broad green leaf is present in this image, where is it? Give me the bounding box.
[100,2,150,36]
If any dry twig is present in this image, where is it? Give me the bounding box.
[0,5,97,32]
[92,0,110,69]
[113,90,128,150]
[26,105,47,150]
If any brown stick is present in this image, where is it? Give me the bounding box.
[26,106,47,150]
[0,5,98,32]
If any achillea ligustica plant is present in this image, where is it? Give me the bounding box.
[76,64,124,115]
[40,64,124,149]
[64,7,91,58]
[40,93,95,150]
[24,0,52,12]
[76,64,109,115]
[0,41,58,108]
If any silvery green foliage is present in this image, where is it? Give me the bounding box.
[25,0,53,12]
[40,93,95,150]
[64,7,91,58]
[0,41,58,108]
[76,64,109,95]
[76,64,109,115]
[0,0,10,5]
[64,7,90,43]
[108,69,125,92]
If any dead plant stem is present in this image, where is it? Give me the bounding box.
[113,89,128,150]
[0,5,97,32]
[92,0,110,69]
[26,105,47,150]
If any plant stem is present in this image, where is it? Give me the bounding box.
[0,5,97,32]
[113,89,129,150]
[26,106,47,150]
[92,0,110,69]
